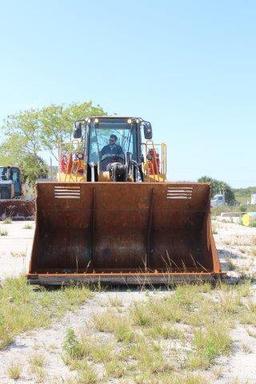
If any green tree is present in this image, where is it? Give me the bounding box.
[37,102,105,159]
[0,134,48,183]
[198,176,236,205]
[0,134,28,165]
[20,154,48,184]
[0,101,106,184]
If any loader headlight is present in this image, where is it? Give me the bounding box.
[127,118,132,124]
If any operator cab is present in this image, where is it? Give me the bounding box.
[60,115,166,183]
[88,117,139,171]
[73,117,152,181]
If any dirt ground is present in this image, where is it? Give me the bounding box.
[0,221,33,281]
[0,219,256,383]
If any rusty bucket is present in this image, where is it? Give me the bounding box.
[27,182,222,285]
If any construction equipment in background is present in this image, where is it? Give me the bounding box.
[211,193,226,208]
[28,116,222,285]
[0,166,35,220]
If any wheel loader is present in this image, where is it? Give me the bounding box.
[0,166,34,220]
[28,116,222,285]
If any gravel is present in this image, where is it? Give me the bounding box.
[0,219,256,383]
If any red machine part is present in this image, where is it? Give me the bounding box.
[59,153,84,175]
[60,153,68,173]
[147,149,160,175]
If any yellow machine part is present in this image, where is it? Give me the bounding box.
[57,172,86,183]
[242,212,256,227]
[57,171,112,182]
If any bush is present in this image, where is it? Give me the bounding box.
[239,205,247,213]
[198,176,236,205]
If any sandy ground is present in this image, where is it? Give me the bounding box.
[214,219,256,277]
[0,221,33,281]
[0,291,152,383]
[0,220,256,383]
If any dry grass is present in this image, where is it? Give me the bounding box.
[130,336,172,375]
[2,217,12,224]
[108,295,123,307]
[0,226,8,236]
[92,311,117,332]
[181,375,205,384]
[238,300,256,324]
[131,301,157,326]
[226,259,236,271]
[67,363,98,384]
[92,311,134,342]
[186,323,232,369]
[241,343,252,353]
[62,283,255,383]
[0,277,92,349]
[63,329,116,382]
[11,250,27,258]
[90,343,114,363]
[129,372,206,384]
[223,235,254,247]
[7,362,22,379]
[104,360,126,378]
[29,353,47,382]
[23,222,33,229]
[145,323,184,340]
[76,365,98,384]
[29,352,46,368]
[63,328,114,366]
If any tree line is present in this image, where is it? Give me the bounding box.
[198,176,235,205]
[0,103,240,205]
[0,102,106,184]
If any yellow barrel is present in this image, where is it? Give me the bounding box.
[242,212,256,227]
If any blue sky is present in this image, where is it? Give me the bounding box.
[0,0,255,187]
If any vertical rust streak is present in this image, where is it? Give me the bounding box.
[146,188,154,270]
[90,187,96,267]
[29,184,40,273]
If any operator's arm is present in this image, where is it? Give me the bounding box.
[100,145,108,159]
[117,145,125,159]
